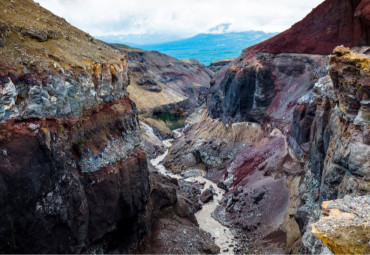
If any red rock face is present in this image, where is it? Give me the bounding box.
[244,0,370,56]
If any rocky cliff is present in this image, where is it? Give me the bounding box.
[0,0,150,253]
[296,47,370,254]
[0,0,218,253]
[311,196,370,254]
[165,0,370,253]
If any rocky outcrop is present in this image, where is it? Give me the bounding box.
[311,196,370,254]
[138,169,220,254]
[244,0,370,56]
[329,47,370,125]
[164,108,263,173]
[0,0,148,253]
[294,47,370,254]
[207,53,328,124]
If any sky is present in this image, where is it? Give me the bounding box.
[36,0,324,43]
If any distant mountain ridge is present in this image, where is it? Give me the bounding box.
[100,31,277,66]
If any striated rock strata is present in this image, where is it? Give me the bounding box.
[296,47,370,254]
[0,0,150,253]
[0,0,219,253]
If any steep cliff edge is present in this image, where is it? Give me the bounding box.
[0,0,150,253]
[295,47,370,254]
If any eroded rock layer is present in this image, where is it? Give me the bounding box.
[0,0,152,253]
[296,47,370,254]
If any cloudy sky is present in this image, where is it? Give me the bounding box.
[36,0,324,42]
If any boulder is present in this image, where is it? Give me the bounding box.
[200,188,214,203]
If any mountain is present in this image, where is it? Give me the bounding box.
[106,31,277,66]
[97,33,184,45]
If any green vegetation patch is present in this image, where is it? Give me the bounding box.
[152,112,185,130]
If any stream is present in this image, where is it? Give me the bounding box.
[150,130,238,254]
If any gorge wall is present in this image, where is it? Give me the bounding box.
[112,44,213,116]
[0,0,218,253]
[165,0,370,253]
[0,0,149,252]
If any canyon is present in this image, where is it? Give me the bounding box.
[0,0,369,254]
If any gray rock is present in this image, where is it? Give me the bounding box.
[25,28,48,42]
[200,188,214,203]
[28,123,39,131]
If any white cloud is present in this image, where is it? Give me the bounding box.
[35,0,324,38]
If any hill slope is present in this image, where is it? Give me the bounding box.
[244,0,370,56]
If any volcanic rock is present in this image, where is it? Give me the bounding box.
[311,196,370,254]
[200,188,214,203]
[179,0,370,253]
[244,0,370,56]
[0,0,146,253]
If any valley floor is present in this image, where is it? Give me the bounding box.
[150,130,241,254]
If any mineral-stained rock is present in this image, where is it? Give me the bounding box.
[0,0,149,253]
[329,46,370,125]
[207,53,328,124]
[296,48,370,254]
[0,99,150,253]
[311,196,370,254]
